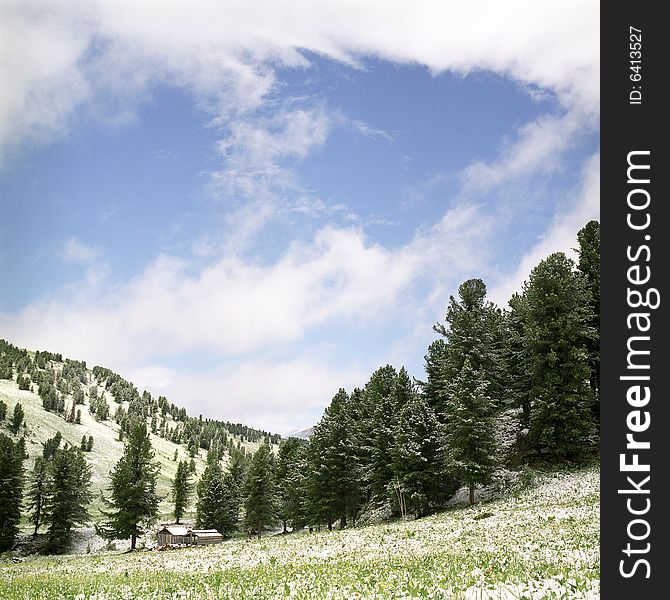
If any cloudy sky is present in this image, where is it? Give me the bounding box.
[0,1,599,435]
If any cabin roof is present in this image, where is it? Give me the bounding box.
[158,526,191,536]
[192,529,222,538]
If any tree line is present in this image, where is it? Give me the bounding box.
[0,220,599,552]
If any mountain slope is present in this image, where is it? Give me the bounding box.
[0,340,280,527]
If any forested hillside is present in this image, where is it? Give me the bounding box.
[0,220,599,558]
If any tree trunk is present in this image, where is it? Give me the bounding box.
[282,520,287,534]
[131,533,137,550]
[468,482,475,506]
[339,514,347,529]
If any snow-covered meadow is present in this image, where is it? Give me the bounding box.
[1,464,599,599]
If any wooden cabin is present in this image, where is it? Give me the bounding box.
[156,525,193,546]
[192,529,223,545]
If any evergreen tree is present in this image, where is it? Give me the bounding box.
[17,374,30,391]
[196,453,237,536]
[390,391,455,516]
[86,436,94,452]
[26,457,48,537]
[42,432,62,460]
[576,220,600,424]
[275,437,303,533]
[502,293,534,426]
[0,433,25,551]
[421,339,449,416]
[172,459,192,524]
[81,435,88,451]
[309,389,362,529]
[0,399,6,421]
[98,421,161,550]
[433,279,504,408]
[441,359,496,505]
[42,446,92,553]
[522,252,595,458]
[10,402,24,434]
[353,366,402,505]
[243,444,276,537]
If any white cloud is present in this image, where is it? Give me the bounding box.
[149,358,368,435]
[460,111,589,196]
[0,0,598,165]
[1,200,491,366]
[211,106,333,203]
[60,237,99,264]
[0,0,599,430]
[488,151,600,307]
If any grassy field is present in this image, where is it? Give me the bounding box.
[1,464,600,599]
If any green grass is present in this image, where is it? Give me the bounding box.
[1,464,600,599]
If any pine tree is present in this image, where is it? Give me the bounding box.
[243,444,276,537]
[42,432,62,460]
[172,460,192,524]
[502,293,534,426]
[196,454,237,536]
[353,366,402,505]
[390,391,455,516]
[433,279,504,408]
[86,436,94,452]
[0,400,6,421]
[42,446,92,553]
[26,457,48,536]
[441,359,496,505]
[10,402,24,434]
[310,389,363,529]
[421,339,449,416]
[0,433,25,551]
[275,437,303,533]
[576,220,600,425]
[522,252,595,459]
[98,421,161,550]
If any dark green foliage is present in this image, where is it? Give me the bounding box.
[196,455,237,536]
[26,457,48,536]
[354,366,403,505]
[81,435,88,451]
[442,359,496,505]
[86,436,94,452]
[172,460,192,524]
[89,394,110,421]
[42,446,92,553]
[17,374,31,391]
[421,339,448,415]
[0,400,6,421]
[98,421,161,550]
[275,438,308,532]
[243,444,276,536]
[433,279,505,408]
[576,220,600,423]
[0,433,25,551]
[307,389,361,529]
[10,402,24,434]
[390,391,455,516]
[522,252,595,459]
[42,432,62,460]
[502,293,533,426]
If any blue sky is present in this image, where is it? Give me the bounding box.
[0,1,599,434]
